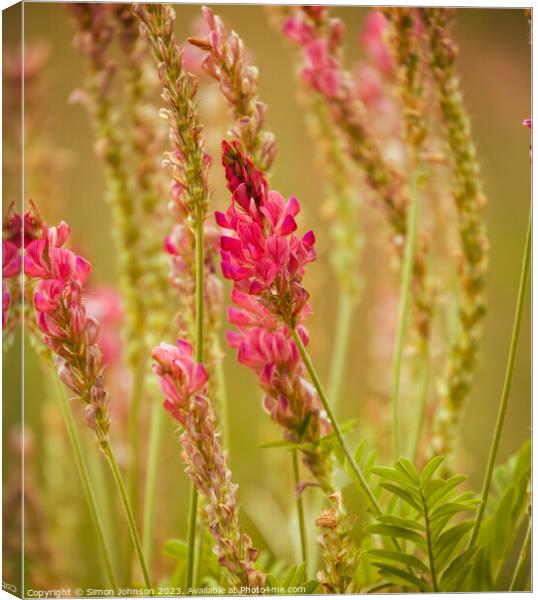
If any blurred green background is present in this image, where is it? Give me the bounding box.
[4,3,531,590]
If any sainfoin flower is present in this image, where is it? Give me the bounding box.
[152,339,265,588]
[217,141,333,490]
[217,140,315,328]
[24,213,110,443]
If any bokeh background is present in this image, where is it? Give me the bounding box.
[3,3,531,592]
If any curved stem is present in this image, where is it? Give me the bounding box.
[468,209,531,548]
[185,482,199,594]
[103,441,152,592]
[125,353,146,579]
[291,328,381,515]
[52,377,117,591]
[142,398,165,570]
[327,292,354,413]
[185,215,205,593]
[292,450,308,568]
[509,517,531,591]
[390,171,420,459]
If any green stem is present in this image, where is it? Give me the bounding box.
[185,482,199,594]
[142,398,165,569]
[52,377,117,590]
[327,292,354,413]
[125,353,146,578]
[410,356,430,462]
[215,349,229,449]
[291,328,381,515]
[389,171,420,459]
[185,215,205,593]
[468,210,531,548]
[509,517,531,591]
[292,450,308,568]
[421,490,439,592]
[103,441,152,592]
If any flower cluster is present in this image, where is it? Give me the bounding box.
[315,492,360,594]
[69,3,146,370]
[24,213,110,444]
[283,7,433,345]
[282,7,407,232]
[227,289,333,490]
[217,140,315,328]
[2,206,22,332]
[152,339,265,589]
[381,8,428,154]
[422,8,489,460]
[217,141,333,490]
[135,3,211,224]
[188,7,275,171]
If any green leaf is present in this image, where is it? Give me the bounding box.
[430,501,475,523]
[379,483,422,512]
[371,466,413,487]
[420,456,444,486]
[427,475,467,510]
[440,547,478,591]
[302,580,320,594]
[365,523,425,547]
[395,458,420,485]
[377,514,425,532]
[434,521,473,571]
[367,549,429,573]
[372,562,431,592]
[162,538,187,559]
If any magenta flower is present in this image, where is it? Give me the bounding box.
[152,338,265,587]
[152,339,209,424]
[23,212,110,442]
[216,140,315,327]
[523,118,532,131]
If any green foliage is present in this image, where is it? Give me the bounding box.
[468,440,530,591]
[365,457,479,592]
[265,562,320,594]
[334,438,379,493]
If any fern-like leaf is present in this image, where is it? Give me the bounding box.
[366,456,478,592]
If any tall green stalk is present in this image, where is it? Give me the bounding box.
[103,441,152,591]
[389,172,420,459]
[125,354,146,579]
[468,210,531,548]
[185,216,205,593]
[292,449,308,568]
[51,376,117,590]
[291,328,381,515]
[327,293,354,412]
[142,399,165,569]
